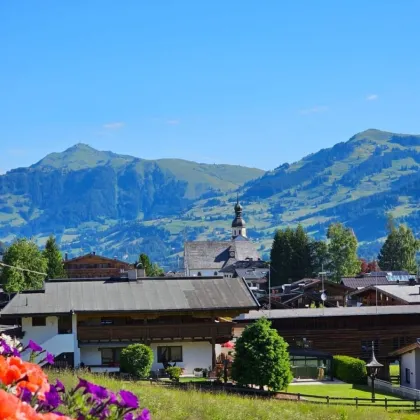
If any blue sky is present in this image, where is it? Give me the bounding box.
[1,1,420,173]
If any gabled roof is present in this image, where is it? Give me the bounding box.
[349,284,420,304]
[341,276,391,289]
[184,241,260,271]
[389,342,420,357]
[63,253,132,266]
[1,276,259,316]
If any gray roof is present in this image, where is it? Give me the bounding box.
[234,305,420,321]
[1,277,259,316]
[184,240,260,271]
[341,276,391,289]
[350,285,420,304]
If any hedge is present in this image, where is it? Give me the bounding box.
[333,355,367,384]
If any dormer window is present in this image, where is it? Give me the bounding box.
[229,250,235,258]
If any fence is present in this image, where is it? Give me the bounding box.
[368,377,420,400]
[155,381,420,410]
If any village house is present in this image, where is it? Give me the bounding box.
[0,275,259,375]
[264,278,351,309]
[234,306,420,381]
[389,340,420,389]
[348,284,420,306]
[63,252,133,278]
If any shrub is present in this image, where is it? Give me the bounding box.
[231,317,293,391]
[120,344,154,378]
[333,355,367,384]
[166,366,182,382]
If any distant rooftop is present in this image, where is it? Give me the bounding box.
[350,284,420,304]
[234,305,420,321]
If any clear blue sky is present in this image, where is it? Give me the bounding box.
[1,0,420,173]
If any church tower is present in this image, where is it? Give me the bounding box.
[231,196,247,239]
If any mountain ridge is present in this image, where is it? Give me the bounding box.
[1,129,420,269]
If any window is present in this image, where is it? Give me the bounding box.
[157,346,183,363]
[32,317,46,327]
[58,316,72,334]
[100,348,121,366]
[406,368,411,384]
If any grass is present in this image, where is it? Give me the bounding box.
[390,364,400,376]
[49,370,420,420]
[288,383,412,407]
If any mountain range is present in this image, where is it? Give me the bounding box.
[1,129,420,270]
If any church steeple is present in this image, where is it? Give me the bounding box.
[231,194,247,239]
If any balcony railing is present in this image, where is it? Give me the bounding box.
[77,323,233,343]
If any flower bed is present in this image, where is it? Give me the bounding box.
[0,334,150,420]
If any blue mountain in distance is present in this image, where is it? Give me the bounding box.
[1,129,420,269]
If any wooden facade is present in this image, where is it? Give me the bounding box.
[351,289,406,306]
[64,253,133,278]
[235,312,420,380]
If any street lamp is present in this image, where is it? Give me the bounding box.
[365,340,383,402]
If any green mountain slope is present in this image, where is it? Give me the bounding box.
[1,130,420,268]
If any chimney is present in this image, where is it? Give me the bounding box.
[65,253,68,261]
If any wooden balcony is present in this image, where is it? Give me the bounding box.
[77,323,233,343]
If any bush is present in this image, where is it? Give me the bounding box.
[333,355,367,384]
[231,317,293,391]
[166,366,182,382]
[120,344,154,378]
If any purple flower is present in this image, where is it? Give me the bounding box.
[54,379,66,393]
[45,352,55,365]
[125,410,151,420]
[119,390,139,409]
[138,409,151,420]
[27,340,43,352]
[19,387,32,403]
[84,383,109,400]
[108,392,118,405]
[12,348,21,357]
[74,377,89,391]
[0,340,12,355]
[44,386,62,409]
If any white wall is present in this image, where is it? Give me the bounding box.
[22,316,58,346]
[80,341,213,375]
[150,341,212,375]
[80,347,102,365]
[401,350,416,389]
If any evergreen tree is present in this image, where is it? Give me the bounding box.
[0,238,47,292]
[43,235,66,279]
[270,225,313,285]
[231,317,292,391]
[290,224,312,280]
[327,223,360,282]
[270,228,294,286]
[378,223,419,273]
[138,253,165,277]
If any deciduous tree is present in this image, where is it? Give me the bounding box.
[378,223,419,273]
[327,223,360,282]
[138,253,165,277]
[0,238,47,292]
[231,317,292,391]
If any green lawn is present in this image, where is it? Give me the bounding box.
[50,371,419,420]
[390,364,400,376]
